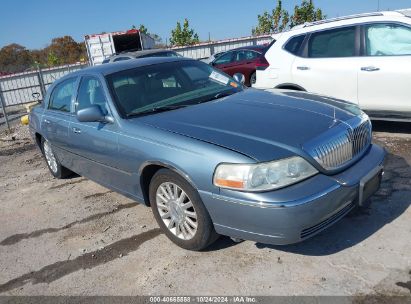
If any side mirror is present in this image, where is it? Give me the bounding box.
[76,105,113,123]
[233,73,245,85]
[32,92,41,103]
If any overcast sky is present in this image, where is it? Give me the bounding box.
[1,0,410,49]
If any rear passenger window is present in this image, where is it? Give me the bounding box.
[308,27,356,58]
[284,35,305,55]
[234,50,260,62]
[48,78,76,112]
[365,23,411,56]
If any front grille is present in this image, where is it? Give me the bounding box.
[310,119,372,170]
[300,201,355,239]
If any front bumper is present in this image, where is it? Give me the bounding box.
[199,144,386,245]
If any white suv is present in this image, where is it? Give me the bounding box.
[253,10,411,121]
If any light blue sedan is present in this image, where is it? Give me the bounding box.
[29,57,386,250]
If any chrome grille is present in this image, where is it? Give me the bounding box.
[308,119,372,170]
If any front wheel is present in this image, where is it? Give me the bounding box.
[41,138,72,179]
[149,169,219,250]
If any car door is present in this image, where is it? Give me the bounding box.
[212,51,235,74]
[358,22,411,116]
[292,26,361,104]
[42,77,78,166]
[231,50,261,85]
[69,75,134,193]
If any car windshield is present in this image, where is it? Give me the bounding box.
[106,60,243,117]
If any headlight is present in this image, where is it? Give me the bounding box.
[213,156,318,192]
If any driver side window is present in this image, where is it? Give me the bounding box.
[76,76,108,112]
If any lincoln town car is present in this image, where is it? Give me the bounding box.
[29,57,386,250]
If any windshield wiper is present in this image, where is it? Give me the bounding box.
[127,104,188,117]
[195,90,238,105]
[213,91,237,100]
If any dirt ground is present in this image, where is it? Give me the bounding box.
[0,121,410,297]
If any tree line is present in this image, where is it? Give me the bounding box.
[139,0,325,48]
[0,36,86,75]
[0,0,324,74]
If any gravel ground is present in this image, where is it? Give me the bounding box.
[0,121,410,297]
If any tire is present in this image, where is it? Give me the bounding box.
[41,138,72,179]
[250,72,256,86]
[149,169,219,250]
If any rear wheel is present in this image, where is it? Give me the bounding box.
[149,169,219,250]
[250,72,257,86]
[41,138,72,179]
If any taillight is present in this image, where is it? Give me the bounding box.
[255,56,269,70]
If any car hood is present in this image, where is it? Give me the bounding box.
[137,89,362,162]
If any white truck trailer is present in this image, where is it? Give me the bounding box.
[85,29,155,65]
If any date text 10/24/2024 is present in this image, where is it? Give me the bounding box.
[149,296,257,303]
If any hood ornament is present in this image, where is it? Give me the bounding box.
[328,107,338,129]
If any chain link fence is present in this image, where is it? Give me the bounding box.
[0,63,88,130]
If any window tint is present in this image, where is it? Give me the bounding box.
[213,51,234,64]
[234,50,260,62]
[365,23,411,56]
[113,57,130,62]
[308,27,356,58]
[284,35,305,55]
[161,75,181,88]
[49,78,76,112]
[102,58,110,64]
[106,61,241,117]
[76,77,107,111]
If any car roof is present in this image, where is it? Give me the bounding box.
[114,49,176,58]
[232,45,267,52]
[60,57,193,79]
[273,9,409,38]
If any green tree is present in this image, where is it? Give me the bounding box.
[252,0,290,35]
[170,18,199,46]
[138,24,148,34]
[47,51,60,66]
[252,0,325,35]
[291,0,325,27]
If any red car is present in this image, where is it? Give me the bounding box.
[210,45,269,86]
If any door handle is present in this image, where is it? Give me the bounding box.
[361,66,380,72]
[297,66,310,71]
[72,127,82,134]
[43,119,51,124]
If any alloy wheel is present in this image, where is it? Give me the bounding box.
[43,140,58,174]
[156,182,198,240]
